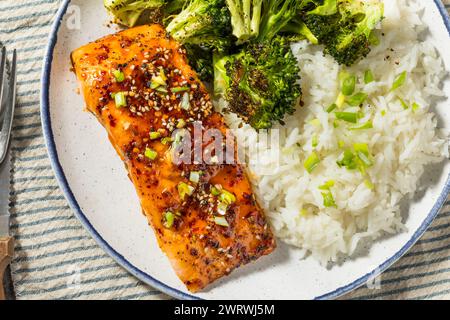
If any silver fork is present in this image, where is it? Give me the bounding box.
[0,46,17,165]
[0,46,16,300]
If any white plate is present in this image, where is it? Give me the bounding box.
[41,0,450,299]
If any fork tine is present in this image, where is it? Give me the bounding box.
[0,49,17,164]
[0,46,6,118]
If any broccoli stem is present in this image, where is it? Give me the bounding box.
[257,0,299,41]
[250,0,262,36]
[243,0,251,33]
[104,0,166,27]
[226,0,250,41]
[213,53,232,98]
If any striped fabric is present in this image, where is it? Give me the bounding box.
[1,0,449,300]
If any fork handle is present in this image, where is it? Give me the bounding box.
[0,236,13,300]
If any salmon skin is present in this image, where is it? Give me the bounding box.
[71,24,276,292]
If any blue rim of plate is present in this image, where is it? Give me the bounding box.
[41,0,450,300]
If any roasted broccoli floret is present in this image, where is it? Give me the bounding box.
[281,17,319,44]
[257,0,302,42]
[213,0,303,129]
[220,0,300,43]
[166,0,233,53]
[214,37,301,129]
[299,0,384,66]
[104,0,166,27]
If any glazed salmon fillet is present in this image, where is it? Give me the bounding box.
[71,24,275,292]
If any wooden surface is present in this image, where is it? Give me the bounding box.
[0,237,14,300]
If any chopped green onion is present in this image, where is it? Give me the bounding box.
[171,86,189,93]
[150,80,161,89]
[112,69,125,82]
[337,150,357,170]
[214,216,229,227]
[412,102,420,112]
[159,68,167,81]
[335,93,346,108]
[163,211,174,228]
[333,120,339,128]
[152,75,166,87]
[319,180,335,190]
[304,152,321,174]
[381,110,386,116]
[155,86,168,93]
[326,103,337,113]
[150,131,161,140]
[356,151,373,167]
[349,121,373,130]
[354,143,373,167]
[217,202,228,216]
[398,97,409,110]
[181,92,190,110]
[335,112,358,123]
[353,143,369,155]
[161,137,173,145]
[347,92,368,107]
[144,147,157,160]
[364,70,374,84]
[176,119,186,129]
[211,186,221,196]
[219,190,236,205]
[342,75,356,96]
[337,144,374,173]
[321,191,337,208]
[170,87,189,93]
[338,70,350,82]
[177,182,194,200]
[358,110,365,118]
[338,140,345,148]
[312,135,319,148]
[114,92,127,108]
[391,71,407,91]
[189,171,202,184]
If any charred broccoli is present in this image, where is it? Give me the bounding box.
[213,0,303,129]
[104,0,166,27]
[166,0,233,53]
[298,0,384,66]
[214,37,301,129]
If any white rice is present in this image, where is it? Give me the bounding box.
[218,0,449,265]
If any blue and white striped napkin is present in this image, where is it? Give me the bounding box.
[1,0,450,300]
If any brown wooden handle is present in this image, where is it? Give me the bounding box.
[0,237,14,300]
